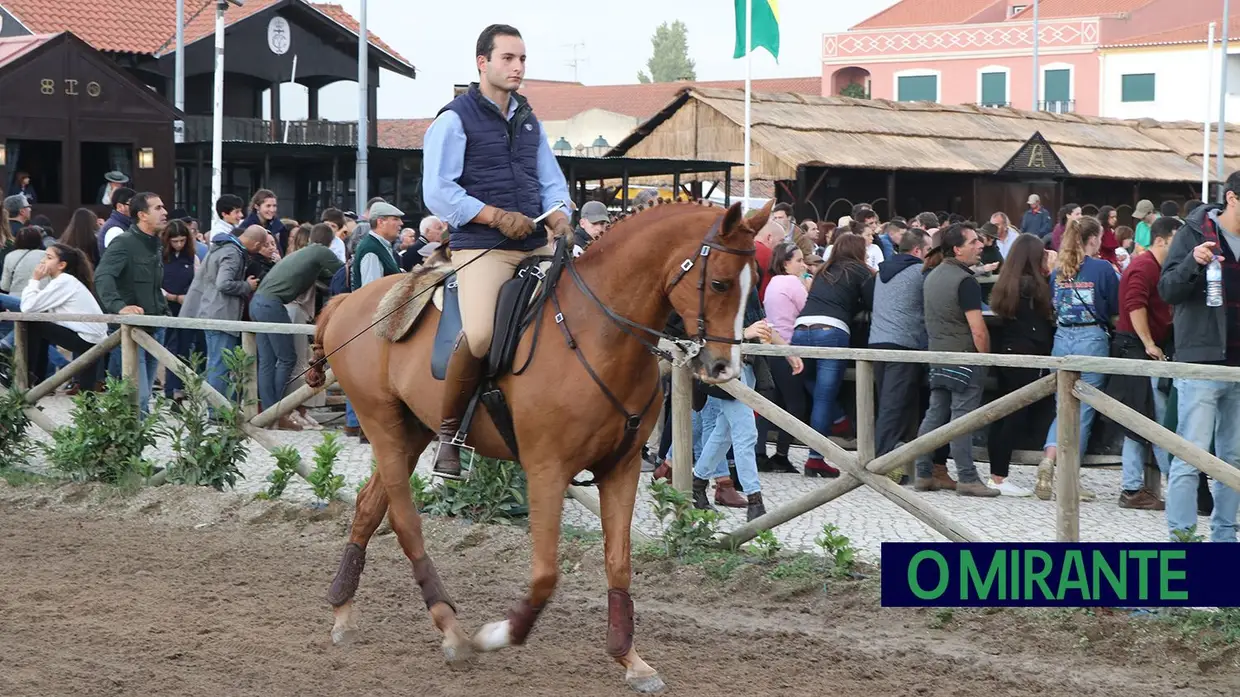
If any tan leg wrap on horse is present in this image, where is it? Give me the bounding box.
[606,589,635,658]
[326,542,366,607]
[411,555,456,613]
[506,598,546,646]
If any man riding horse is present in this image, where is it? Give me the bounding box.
[422,22,574,479]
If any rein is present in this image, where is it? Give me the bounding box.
[546,214,756,474]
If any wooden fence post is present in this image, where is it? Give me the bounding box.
[11,321,27,392]
[670,354,694,494]
[120,325,140,408]
[855,360,876,466]
[1056,371,1081,542]
[241,331,258,419]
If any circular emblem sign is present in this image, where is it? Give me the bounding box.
[267,16,291,55]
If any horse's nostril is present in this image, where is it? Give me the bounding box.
[710,361,729,378]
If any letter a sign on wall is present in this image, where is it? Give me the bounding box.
[999,132,1068,177]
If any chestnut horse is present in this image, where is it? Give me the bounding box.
[310,199,768,692]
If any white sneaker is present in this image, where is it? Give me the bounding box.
[995,479,1032,497]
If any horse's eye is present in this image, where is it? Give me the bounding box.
[710,279,732,293]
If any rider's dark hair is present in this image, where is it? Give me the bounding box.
[476,24,522,60]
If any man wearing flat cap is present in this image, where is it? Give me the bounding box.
[350,201,405,291]
[573,200,610,256]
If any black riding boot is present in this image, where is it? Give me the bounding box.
[692,477,715,511]
[434,334,484,478]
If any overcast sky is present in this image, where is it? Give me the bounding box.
[280,0,900,120]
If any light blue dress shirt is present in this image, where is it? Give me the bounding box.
[422,92,571,230]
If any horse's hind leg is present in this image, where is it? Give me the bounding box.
[473,465,565,653]
[597,455,665,694]
[363,404,472,665]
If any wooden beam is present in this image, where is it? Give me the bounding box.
[120,325,139,409]
[23,331,120,403]
[241,331,258,421]
[670,362,694,493]
[249,369,338,429]
[12,321,27,392]
[803,168,829,204]
[1055,371,1081,542]
[130,329,312,481]
[2,313,315,336]
[714,377,983,544]
[566,484,653,544]
[1074,381,1240,493]
[855,360,875,465]
[720,373,1056,546]
[24,405,57,435]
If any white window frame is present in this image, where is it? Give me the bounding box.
[1041,62,1075,107]
[976,65,1011,107]
[893,68,941,103]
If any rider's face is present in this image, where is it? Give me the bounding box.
[480,34,526,93]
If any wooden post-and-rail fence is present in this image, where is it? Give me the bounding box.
[9,312,1240,548]
[1,312,637,538]
[662,340,1240,547]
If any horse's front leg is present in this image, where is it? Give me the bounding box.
[473,466,564,652]
[598,456,664,694]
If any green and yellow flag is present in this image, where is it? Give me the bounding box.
[733,0,780,61]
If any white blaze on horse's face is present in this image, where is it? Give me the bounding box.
[714,262,751,384]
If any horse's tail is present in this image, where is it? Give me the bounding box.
[306,293,349,389]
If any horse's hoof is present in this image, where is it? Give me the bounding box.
[442,632,475,669]
[626,674,666,694]
[331,627,359,646]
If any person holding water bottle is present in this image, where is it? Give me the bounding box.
[1158,171,1240,542]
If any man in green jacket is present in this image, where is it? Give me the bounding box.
[95,191,168,412]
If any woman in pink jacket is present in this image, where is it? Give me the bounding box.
[756,242,812,474]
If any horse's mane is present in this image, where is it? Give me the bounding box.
[577,198,744,260]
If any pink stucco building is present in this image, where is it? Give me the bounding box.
[823,0,1230,116]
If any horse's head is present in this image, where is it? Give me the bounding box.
[666,200,770,384]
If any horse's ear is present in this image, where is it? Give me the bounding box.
[746,199,775,232]
[720,201,747,239]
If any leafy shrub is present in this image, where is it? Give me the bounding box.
[256,445,302,500]
[158,351,249,491]
[44,377,159,485]
[815,523,857,577]
[649,478,723,557]
[0,386,34,471]
[747,530,782,561]
[421,455,528,524]
[307,432,346,502]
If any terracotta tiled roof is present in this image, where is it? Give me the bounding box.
[852,0,1004,29]
[0,0,408,66]
[1008,0,1157,20]
[0,32,54,67]
[1103,15,1240,47]
[305,3,407,65]
[518,76,822,122]
[377,118,435,150]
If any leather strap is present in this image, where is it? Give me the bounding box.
[411,555,457,613]
[506,598,546,645]
[326,542,366,607]
[606,589,635,657]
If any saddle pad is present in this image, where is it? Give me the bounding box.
[372,262,452,343]
[431,280,462,380]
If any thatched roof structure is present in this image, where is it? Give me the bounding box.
[608,87,1240,184]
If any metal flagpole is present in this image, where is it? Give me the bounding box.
[1204,22,1216,198]
[1032,0,1040,110]
[175,0,185,143]
[743,0,752,213]
[1216,0,1231,200]
[356,0,369,211]
[211,0,226,219]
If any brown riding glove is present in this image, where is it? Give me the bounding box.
[490,209,534,240]
[550,218,574,241]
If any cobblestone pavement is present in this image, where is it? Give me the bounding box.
[23,395,1195,561]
